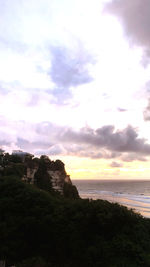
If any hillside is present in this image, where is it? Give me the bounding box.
[1,152,150,266]
[0,151,79,199]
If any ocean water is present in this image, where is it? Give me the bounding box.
[72,179,150,218]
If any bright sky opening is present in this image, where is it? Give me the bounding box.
[1,0,150,179]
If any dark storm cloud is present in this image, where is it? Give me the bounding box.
[104,0,150,50]
[49,45,94,103]
[110,161,123,168]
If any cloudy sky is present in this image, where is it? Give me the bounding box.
[1,0,150,179]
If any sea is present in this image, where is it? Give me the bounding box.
[72,179,150,218]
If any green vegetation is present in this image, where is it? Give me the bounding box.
[0,176,150,266]
[1,151,150,266]
[63,182,79,199]
[0,151,79,198]
[34,156,53,193]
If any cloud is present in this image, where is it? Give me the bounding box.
[1,117,150,162]
[110,161,123,168]
[60,125,150,156]
[117,107,127,112]
[16,138,53,151]
[121,153,147,162]
[104,0,150,116]
[104,0,150,50]
[143,99,150,121]
[0,139,11,146]
[0,81,16,95]
[0,0,96,105]
[62,143,120,159]
[49,45,94,103]
[35,121,63,138]
[36,144,65,156]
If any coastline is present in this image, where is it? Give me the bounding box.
[73,179,150,218]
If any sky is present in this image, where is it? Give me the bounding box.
[1,0,150,179]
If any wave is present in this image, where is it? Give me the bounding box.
[79,190,150,217]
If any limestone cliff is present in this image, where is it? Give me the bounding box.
[22,155,79,198]
[0,152,79,199]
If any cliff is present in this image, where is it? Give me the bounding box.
[0,152,79,199]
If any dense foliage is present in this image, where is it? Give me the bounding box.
[0,151,79,198]
[1,176,150,267]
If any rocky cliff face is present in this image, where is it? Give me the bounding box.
[0,152,79,198]
[22,155,79,198]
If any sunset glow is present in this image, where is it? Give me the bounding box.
[1,0,150,179]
